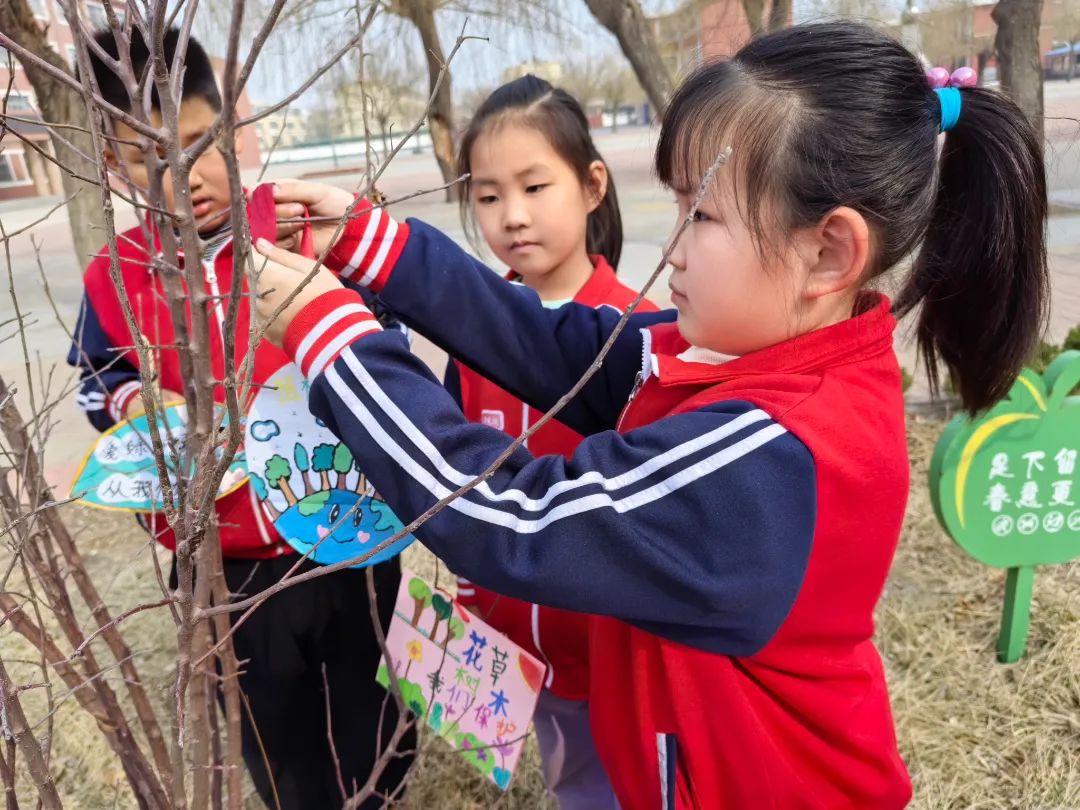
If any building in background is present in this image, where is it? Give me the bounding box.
[648,0,800,82]
[654,0,1066,87]
[329,79,428,144]
[0,1,260,203]
[889,0,1059,80]
[253,107,310,152]
[698,0,793,60]
[1037,0,1080,78]
[0,0,83,201]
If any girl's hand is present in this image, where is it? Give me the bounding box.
[266,180,355,255]
[252,238,345,346]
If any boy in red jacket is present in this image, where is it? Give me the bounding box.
[67,29,411,809]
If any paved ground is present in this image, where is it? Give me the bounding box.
[3,84,1080,492]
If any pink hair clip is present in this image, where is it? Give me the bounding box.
[927,66,978,89]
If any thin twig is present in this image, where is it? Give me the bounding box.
[0,32,163,140]
[322,663,349,803]
[238,25,481,386]
[72,597,178,657]
[239,11,376,128]
[201,147,733,619]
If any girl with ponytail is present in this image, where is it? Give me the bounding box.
[255,22,1047,807]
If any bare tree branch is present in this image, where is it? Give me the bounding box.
[0,651,61,810]
[200,146,733,618]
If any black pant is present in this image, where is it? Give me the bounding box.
[179,555,415,809]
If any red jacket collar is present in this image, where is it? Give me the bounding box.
[506,255,621,307]
[648,293,896,386]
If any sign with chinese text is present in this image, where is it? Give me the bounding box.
[376,569,546,789]
[930,351,1080,661]
[245,362,416,568]
[70,402,246,512]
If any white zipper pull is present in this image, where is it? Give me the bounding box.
[616,372,645,432]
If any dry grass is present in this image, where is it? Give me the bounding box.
[3,417,1079,808]
[882,418,1080,809]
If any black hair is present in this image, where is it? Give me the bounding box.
[457,74,623,269]
[87,28,222,114]
[656,21,1048,414]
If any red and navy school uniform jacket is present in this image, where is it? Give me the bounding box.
[446,257,658,702]
[66,194,392,559]
[282,201,913,808]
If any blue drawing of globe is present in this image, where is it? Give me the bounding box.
[273,488,415,567]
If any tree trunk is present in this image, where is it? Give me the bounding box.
[742,0,767,35]
[0,653,63,810]
[993,0,1045,133]
[1069,40,1077,82]
[584,0,675,118]
[428,616,443,641]
[395,0,459,201]
[273,476,298,505]
[767,0,792,33]
[0,0,107,265]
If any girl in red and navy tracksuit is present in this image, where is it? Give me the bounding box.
[256,22,1047,808]
[443,75,657,809]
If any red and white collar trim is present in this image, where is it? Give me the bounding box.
[642,293,895,386]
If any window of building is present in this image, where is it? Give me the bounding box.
[0,153,32,187]
[0,45,23,70]
[27,0,49,20]
[4,92,36,113]
[87,2,108,29]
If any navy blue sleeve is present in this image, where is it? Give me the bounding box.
[67,294,142,432]
[306,326,817,657]
[365,219,674,435]
[443,358,463,410]
[343,278,405,334]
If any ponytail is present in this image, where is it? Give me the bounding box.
[894,88,1049,413]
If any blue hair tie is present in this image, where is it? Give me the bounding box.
[935,87,962,133]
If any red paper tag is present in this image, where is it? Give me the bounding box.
[248,183,315,259]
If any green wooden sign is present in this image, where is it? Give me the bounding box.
[930,351,1080,662]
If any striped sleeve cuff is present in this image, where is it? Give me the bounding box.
[108,380,143,422]
[282,288,382,382]
[324,199,410,292]
[453,578,475,600]
[456,577,476,602]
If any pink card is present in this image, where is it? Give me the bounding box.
[375,568,547,789]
